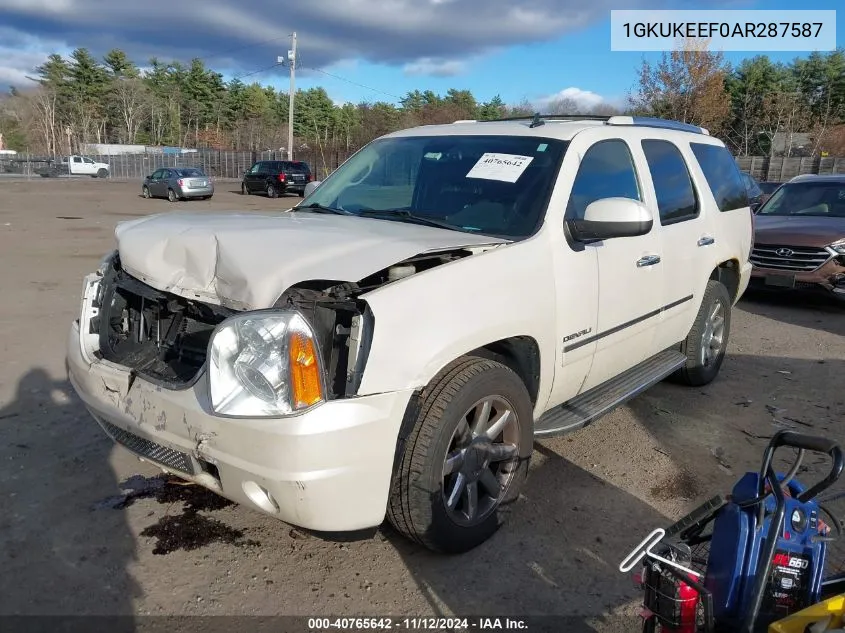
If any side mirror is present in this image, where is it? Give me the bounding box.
[568,198,653,242]
[304,180,322,197]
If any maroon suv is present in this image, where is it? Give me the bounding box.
[749,174,845,299]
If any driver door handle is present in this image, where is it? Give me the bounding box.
[698,236,715,247]
[636,254,661,267]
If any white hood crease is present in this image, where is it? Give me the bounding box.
[114,211,509,310]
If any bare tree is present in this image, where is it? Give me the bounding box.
[29,87,60,155]
[545,96,579,114]
[760,91,809,157]
[112,78,149,144]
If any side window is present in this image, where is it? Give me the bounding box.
[73,156,82,163]
[83,157,94,164]
[690,143,748,211]
[641,140,699,224]
[565,139,641,220]
[249,163,262,174]
[151,169,162,179]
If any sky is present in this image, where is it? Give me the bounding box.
[0,0,841,110]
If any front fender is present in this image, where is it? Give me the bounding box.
[356,236,557,417]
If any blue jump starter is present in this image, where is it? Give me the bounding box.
[705,472,827,627]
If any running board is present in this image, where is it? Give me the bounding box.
[534,349,687,438]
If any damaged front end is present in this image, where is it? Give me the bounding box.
[86,246,481,401]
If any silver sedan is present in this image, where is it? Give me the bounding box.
[142,167,214,201]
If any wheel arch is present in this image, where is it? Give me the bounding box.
[390,337,541,476]
[709,258,741,304]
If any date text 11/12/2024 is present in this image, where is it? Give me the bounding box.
[307,617,530,631]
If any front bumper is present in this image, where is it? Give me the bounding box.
[66,319,415,532]
[750,257,845,297]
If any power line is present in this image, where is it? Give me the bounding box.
[231,62,284,81]
[302,65,403,101]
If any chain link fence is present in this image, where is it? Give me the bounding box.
[0,147,357,181]
[2,150,844,183]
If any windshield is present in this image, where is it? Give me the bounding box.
[299,134,568,238]
[176,168,205,177]
[756,181,845,218]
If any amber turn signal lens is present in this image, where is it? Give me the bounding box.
[288,332,323,408]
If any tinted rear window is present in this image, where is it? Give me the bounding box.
[288,161,310,172]
[641,139,699,224]
[690,143,748,211]
[176,168,205,177]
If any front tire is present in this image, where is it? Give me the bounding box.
[97,168,108,178]
[387,357,533,554]
[142,186,150,199]
[671,280,732,387]
[241,183,250,195]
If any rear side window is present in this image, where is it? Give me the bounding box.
[690,143,748,211]
[641,140,699,224]
[565,139,641,220]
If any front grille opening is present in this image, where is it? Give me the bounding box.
[98,262,235,388]
[750,244,832,272]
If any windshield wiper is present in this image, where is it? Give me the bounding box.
[294,203,353,215]
[358,209,459,231]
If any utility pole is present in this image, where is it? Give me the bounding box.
[287,32,297,161]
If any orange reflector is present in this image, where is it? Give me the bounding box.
[288,332,323,408]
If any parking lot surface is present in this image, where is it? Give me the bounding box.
[0,179,843,629]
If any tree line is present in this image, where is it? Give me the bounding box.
[0,42,843,158]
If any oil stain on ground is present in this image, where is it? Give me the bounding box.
[93,474,260,555]
[650,469,703,502]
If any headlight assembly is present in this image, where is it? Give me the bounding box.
[830,240,845,255]
[208,311,325,417]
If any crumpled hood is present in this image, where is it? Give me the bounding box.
[114,211,508,310]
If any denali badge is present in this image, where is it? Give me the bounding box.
[563,328,592,343]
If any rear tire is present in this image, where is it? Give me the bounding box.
[387,357,533,554]
[266,183,278,198]
[671,280,732,387]
[167,188,178,202]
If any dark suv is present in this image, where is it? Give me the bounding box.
[241,160,313,198]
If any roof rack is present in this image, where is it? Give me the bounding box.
[481,113,710,135]
[607,115,710,136]
[491,113,613,122]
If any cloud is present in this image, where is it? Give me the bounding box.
[403,58,466,77]
[0,27,71,88]
[536,87,605,111]
[0,0,732,87]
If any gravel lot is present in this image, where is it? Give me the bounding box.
[1,178,843,630]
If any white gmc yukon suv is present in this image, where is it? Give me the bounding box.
[68,115,753,553]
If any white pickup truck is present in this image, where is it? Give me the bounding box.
[67,114,753,554]
[37,155,110,178]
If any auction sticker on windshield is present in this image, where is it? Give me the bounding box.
[466,153,534,183]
